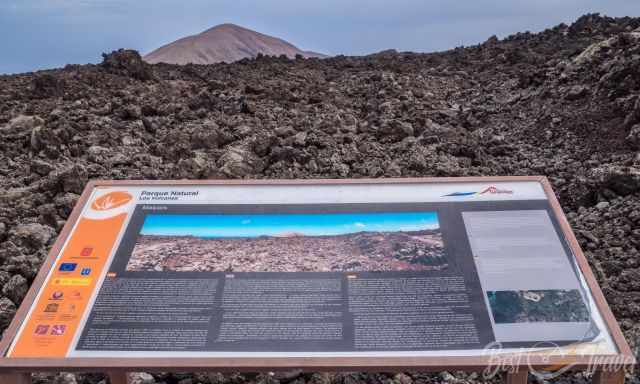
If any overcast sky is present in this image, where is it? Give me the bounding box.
[1,0,639,74]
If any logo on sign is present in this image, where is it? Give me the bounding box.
[81,268,91,276]
[443,186,514,197]
[50,325,66,336]
[80,247,93,256]
[91,191,132,211]
[479,186,513,195]
[59,263,77,272]
[53,277,92,286]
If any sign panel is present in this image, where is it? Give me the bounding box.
[1,178,628,364]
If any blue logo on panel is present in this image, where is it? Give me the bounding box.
[80,268,91,276]
[58,263,77,272]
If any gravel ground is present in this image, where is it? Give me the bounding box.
[1,13,639,384]
[126,231,445,273]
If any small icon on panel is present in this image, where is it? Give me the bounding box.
[51,325,66,336]
[70,290,82,300]
[44,303,59,313]
[51,291,64,300]
[80,247,93,256]
[34,325,49,335]
[59,263,77,272]
[80,268,91,276]
[91,191,132,211]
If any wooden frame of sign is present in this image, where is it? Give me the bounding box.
[0,177,635,384]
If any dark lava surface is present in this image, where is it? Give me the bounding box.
[1,13,639,384]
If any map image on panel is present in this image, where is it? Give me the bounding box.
[126,212,446,272]
[487,289,590,323]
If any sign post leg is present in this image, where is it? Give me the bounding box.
[108,372,130,384]
[0,373,31,384]
[593,370,625,384]
[504,369,528,384]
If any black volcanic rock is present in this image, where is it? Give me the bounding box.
[1,13,640,384]
[101,49,154,81]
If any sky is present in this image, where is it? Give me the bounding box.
[140,212,440,238]
[1,1,639,74]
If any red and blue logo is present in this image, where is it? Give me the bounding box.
[443,186,513,197]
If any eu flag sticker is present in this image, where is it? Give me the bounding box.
[58,263,77,272]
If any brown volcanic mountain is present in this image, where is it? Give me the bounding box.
[144,23,326,64]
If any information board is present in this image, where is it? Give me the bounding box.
[0,178,633,371]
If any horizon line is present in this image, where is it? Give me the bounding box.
[139,225,441,239]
